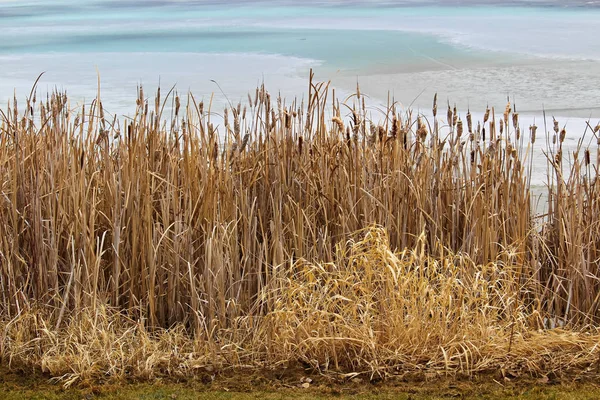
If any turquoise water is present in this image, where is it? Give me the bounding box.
[1,1,599,119]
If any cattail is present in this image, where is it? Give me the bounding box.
[499,119,504,135]
[212,141,218,163]
[553,118,559,134]
[453,106,458,127]
[199,101,204,116]
[594,124,600,134]
[298,135,303,154]
[175,95,180,117]
[447,103,453,128]
[559,128,566,143]
[512,112,519,130]
[504,101,511,127]
[457,118,463,137]
[391,115,398,139]
[99,101,104,121]
[417,117,428,141]
[432,93,438,117]
[585,149,591,165]
[234,113,240,137]
[466,110,472,134]
[155,87,161,113]
[332,116,344,132]
[470,150,475,164]
[483,107,490,124]
[368,123,377,145]
[530,124,537,144]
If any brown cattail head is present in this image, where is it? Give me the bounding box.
[555,149,562,165]
[447,103,453,128]
[530,124,537,144]
[553,118,559,134]
[466,110,472,134]
[453,105,458,127]
[298,135,303,154]
[175,95,181,117]
[457,119,463,137]
[504,101,511,127]
[499,119,504,135]
[417,117,428,141]
[432,93,438,117]
[484,107,490,124]
[378,126,385,143]
[240,133,250,153]
[391,114,398,139]
[559,128,566,143]
[594,124,600,134]
[512,112,519,130]
[585,149,591,165]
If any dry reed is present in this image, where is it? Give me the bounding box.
[1,71,600,385]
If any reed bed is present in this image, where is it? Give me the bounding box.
[1,72,600,385]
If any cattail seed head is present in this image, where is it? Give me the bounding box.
[332,116,344,132]
[559,128,566,143]
[585,149,591,165]
[433,93,438,117]
[417,117,428,141]
[391,115,398,139]
[530,124,537,144]
[466,110,472,133]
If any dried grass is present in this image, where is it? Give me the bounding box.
[1,72,600,385]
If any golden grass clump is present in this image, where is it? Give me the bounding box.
[1,71,600,385]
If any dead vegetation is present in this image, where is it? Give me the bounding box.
[1,72,600,386]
